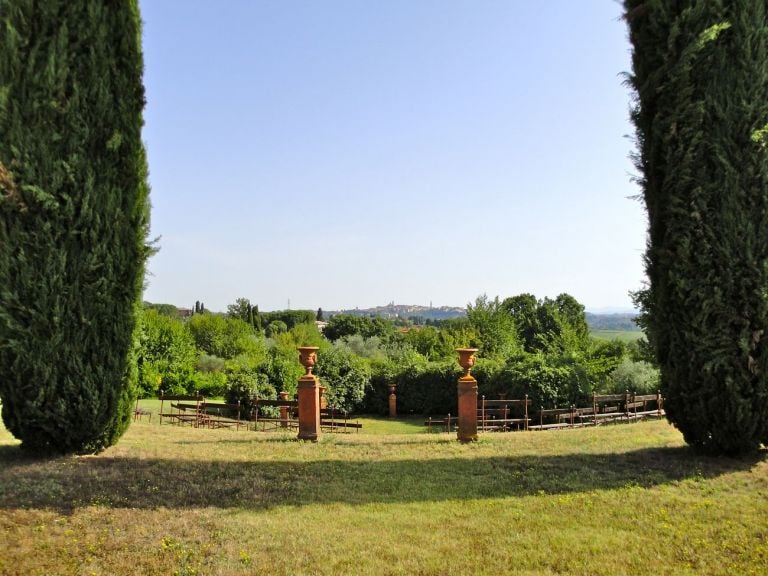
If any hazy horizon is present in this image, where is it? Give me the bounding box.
[140,1,646,313]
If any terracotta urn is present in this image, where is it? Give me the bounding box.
[297,346,320,376]
[455,348,479,378]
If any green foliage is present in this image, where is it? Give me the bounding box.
[607,359,660,396]
[316,346,372,412]
[394,361,458,416]
[196,353,225,374]
[226,297,253,324]
[490,354,591,410]
[265,320,288,338]
[625,0,768,453]
[360,342,427,414]
[138,310,197,397]
[261,309,316,330]
[144,302,180,318]
[323,314,396,342]
[0,1,151,453]
[466,295,518,358]
[400,326,455,360]
[192,371,227,398]
[262,347,303,398]
[186,314,261,360]
[224,357,275,410]
[334,335,387,360]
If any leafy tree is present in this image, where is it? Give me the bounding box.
[227,297,252,323]
[607,359,660,396]
[625,0,768,453]
[323,314,396,342]
[0,1,151,453]
[335,335,387,359]
[401,326,443,360]
[186,314,261,359]
[265,320,288,338]
[492,354,589,410]
[502,294,540,352]
[144,302,179,318]
[196,354,225,374]
[316,346,372,412]
[261,310,316,330]
[466,295,519,359]
[138,310,197,396]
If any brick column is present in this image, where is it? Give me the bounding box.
[297,375,320,441]
[297,346,321,442]
[456,348,479,443]
[278,390,290,428]
[388,384,397,418]
[457,374,478,442]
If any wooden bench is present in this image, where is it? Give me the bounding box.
[320,407,362,432]
[199,400,245,430]
[424,414,458,433]
[250,397,299,431]
[133,397,152,422]
[529,406,580,430]
[625,392,665,419]
[588,392,632,425]
[159,392,204,426]
[478,396,531,431]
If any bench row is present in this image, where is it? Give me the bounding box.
[425,392,665,432]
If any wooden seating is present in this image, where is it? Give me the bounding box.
[529,406,579,430]
[478,396,531,431]
[133,397,152,422]
[424,414,458,433]
[250,397,299,431]
[423,391,666,433]
[320,407,362,432]
[158,392,204,426]
[589,392,632,425]
[199,400,245,430]
[625,392,665,419]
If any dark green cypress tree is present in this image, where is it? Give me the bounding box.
[0,1,151,453]
[625,0,768,454]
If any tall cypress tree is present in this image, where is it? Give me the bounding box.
[0,1,151,453]
[625,0,768,454]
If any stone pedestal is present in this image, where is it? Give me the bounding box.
[297,375,320,441]
[388,384,397,418]
[278,390,290,428]
[297,346,321,442]
[457,375,478,442]
[456,348,479,443]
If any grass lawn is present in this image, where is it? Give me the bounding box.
[590,329,645,342]
[1,408,766,575]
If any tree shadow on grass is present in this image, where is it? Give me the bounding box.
[0,445,764,513]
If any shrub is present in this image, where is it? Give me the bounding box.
[606,359,660,396]
[316,346,372,413]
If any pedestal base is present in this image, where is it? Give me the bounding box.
[297,375,320,441]
[457,375,478,443]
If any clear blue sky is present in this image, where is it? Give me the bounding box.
[139,0,645,313]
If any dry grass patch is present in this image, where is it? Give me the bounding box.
[1,414,766,575]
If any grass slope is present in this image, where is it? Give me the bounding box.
[590,329,645,342]
[0,408,766,575]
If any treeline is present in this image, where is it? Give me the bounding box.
[584,313,639,332]
[139,293,657,415]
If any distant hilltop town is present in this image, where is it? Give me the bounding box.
[328,302,466,322]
